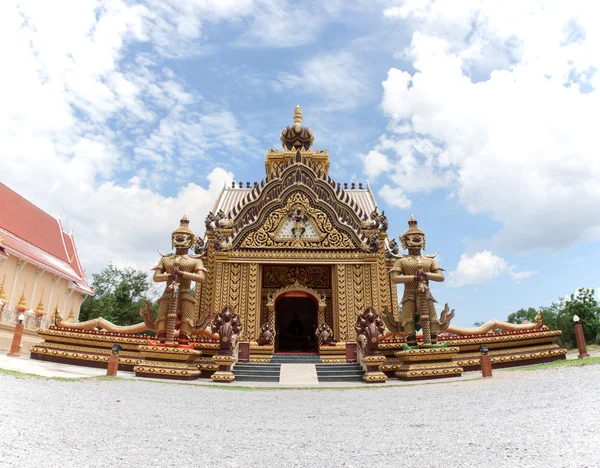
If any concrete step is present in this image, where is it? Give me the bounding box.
[316,363,364,382]
[271,354,322,364]
[233,361,282,382]
[318,376,363,382]
[235,374,280,382]
[316,364,362,370]
[235,363,281,370]
[317,369,364,376]
[234,368,280,376]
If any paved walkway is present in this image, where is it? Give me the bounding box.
[1,347,597,388]
[2,360,599,468]
[0,352,469,387]
[279,363,319,385]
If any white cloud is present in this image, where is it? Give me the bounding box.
[363,151,391,178]
[0,1,248,278]
[378,184,411,209]
[370,1,600,251]
[274,52,371,110]
[449,250,537,287]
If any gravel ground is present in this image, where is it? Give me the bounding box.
[0,365,599,468]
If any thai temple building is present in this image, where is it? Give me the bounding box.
[0,182,93,351]
[29,107,567,382]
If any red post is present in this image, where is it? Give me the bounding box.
[107,353,119,376]
[574,323,590,359]
[480,353,493,377]
[479,344,492,378]
[8,322,25,358]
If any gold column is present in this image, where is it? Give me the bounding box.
[348,264,365,339]
[227,263,241,312]
[239,263,249,335]
[212,262,224,315]
[200,232,216,318]
[247,263,259,340]
[337,264,348,341]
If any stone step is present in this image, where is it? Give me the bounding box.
[234,374,280,382]
[318,375,363,382]
[316,368,364,375]
[316,364,362,370]
[235,363,281,370]
[271,355,322,363]
[234,368,280,374]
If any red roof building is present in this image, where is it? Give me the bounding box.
[0,182,93,327]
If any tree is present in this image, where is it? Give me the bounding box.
[556,288,600,346]
[507,306,558,331]
[79,265,157,325]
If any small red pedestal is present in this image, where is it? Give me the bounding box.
[107,353,119,376]
[238,342,250,362]
[346,342,357,362]
[480,353,493,378]
[574,323,590,359]
[8,323,24,358]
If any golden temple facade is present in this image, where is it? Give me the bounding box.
[29,106,567,381]
[196,105,397,352]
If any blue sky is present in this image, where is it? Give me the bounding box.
[2,0,600,326]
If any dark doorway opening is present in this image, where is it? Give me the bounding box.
[275,297,318,353]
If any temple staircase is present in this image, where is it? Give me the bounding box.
[233,354,364,383]
[315,363,364,382]
[233,362,281,382]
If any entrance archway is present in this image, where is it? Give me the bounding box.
[275,296,318,352]
[265,280,327,353]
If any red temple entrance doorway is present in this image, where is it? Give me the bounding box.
[275,296,318,353]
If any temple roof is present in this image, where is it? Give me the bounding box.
[213,183,377,220]
[0,182,93,294]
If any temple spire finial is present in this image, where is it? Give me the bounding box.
[294,104,302,125]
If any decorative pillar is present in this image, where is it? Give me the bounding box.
[8,259,26,310]
[574,322,590,359]
[34,289,45,328]
[62,286,74,318]
[0,274,7,319]
[46,276,59,319]
[30,268,44,312]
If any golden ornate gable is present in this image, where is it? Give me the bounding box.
[239,192,358,250]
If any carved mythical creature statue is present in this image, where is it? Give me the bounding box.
[315,323,334,344]
[367,232,381,253]
[152,216,206,346]
[355,307,385,356]
[387,238,399,256]
[205,211,216,231]
[211,306,242,355]
[258,322,275,346]
[370,209,389,232]
[390,216,449,348]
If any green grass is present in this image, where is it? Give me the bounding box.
[0,367,80,381]
[506,356,600,372]
[566,344,600,354]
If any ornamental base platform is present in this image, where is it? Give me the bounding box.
[211,354,236,382]
[361,354,387,383]
[134,345,202,380]
[394,346,463,381]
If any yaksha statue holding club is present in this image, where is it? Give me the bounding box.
[390,215,453,348]
[152,215,206,346]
